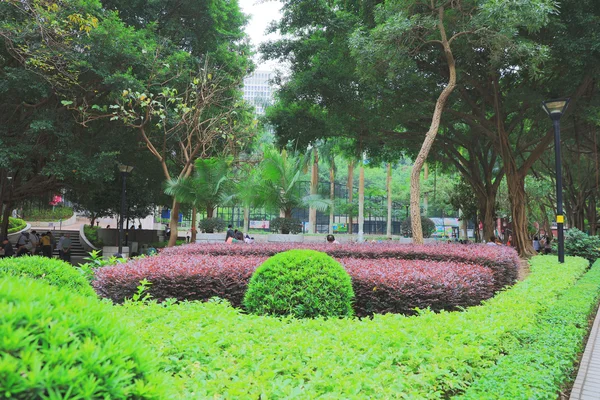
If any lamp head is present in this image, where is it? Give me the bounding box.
[118,164,134,174]
[542,98,570,121]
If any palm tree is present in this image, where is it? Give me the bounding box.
[164,157,232,239]
[256,146,329,233]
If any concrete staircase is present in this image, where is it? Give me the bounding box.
[50,231,88,259]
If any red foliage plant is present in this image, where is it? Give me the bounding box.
[341,258,495,315]
[93,243,508,316]
[160,242,519,291]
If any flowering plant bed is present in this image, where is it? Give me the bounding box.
[94,249,498,315]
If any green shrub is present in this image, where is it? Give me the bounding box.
[270,217,302,234]
[84,224,104,247]
[401,216,436,238]
[199,217,226,233]
[243,249,354,318]
[0,256,96,297]
[0,276,173,399]
[24,206,74,221]
[561,228,600,263]
[2,217,27,234]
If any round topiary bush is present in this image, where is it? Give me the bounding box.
[0,276,172,399]
[0,256,96,297]
[243,249,354,318]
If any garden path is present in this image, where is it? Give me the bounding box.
[569,304,600,399]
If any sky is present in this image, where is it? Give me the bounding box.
[238,0,283,70]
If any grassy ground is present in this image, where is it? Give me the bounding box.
[116,255,598,399]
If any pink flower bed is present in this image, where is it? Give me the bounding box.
[93,244,503,315]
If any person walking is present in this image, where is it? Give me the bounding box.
[62,234,72,263]
[57,233,65,260]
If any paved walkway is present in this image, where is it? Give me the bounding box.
[570,307,600,399]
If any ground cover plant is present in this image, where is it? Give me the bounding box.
[243,249,354,318]
[116,255,597,398]
[93,251,498,315]
[24,206,74,221]
[0,276,175,399]
[0,256,96,297]
[460,257,600,399]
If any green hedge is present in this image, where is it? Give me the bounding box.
[0,276,175,399]
[243,250,355,318]
[459,257,600,399]
[3,217,26,234]
[0,256,96,297]
[119,255,593,398]
[84,224,104,248]
[24,206,74,221]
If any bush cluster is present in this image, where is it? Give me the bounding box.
[342,258,495,315]
[198,217,226,233]
[401,216,437,238]
[94,244,503,315]
[24,206,74,221]
[84,224,104,247]
[243,250,354,318]
[0,276,172,399]
[119,256,595,398]
[270,217,303,234]
[562,228,600,263]
[0,256,96,297]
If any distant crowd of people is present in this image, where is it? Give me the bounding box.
[1,231,73,261]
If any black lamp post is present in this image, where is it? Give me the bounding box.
[542,98,570,263]
[118,164,134,256]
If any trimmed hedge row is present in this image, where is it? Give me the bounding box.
[460,257,600,399]
[93,254,265,305]
[0,276,174,399]
[0,256,96,297]
[160,242,519,291]
[119,256,593,398]
[342,258,495,315]
[94,253,497,315]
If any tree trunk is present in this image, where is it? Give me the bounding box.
[410,7,457,245]
[477,194,496,243]
[588,195,597,235]
[1,202,11,238]
[206,206,214,219]
[506,173,535,256]
[329,164,335,235]
[347,160,354,234]
[243,206,250,234]
[191,206,197,242]
[386,163,392,238]
[309,149,319,233]
[168,199,180,247]
[358,158,365,242]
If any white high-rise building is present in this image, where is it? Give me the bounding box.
[242,70,275,115]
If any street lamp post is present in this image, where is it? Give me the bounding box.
[542,98,570,263]
[118,164,134,256]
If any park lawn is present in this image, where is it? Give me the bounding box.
[118,255,600,399]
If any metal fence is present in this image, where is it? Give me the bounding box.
[176,180,407,235]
